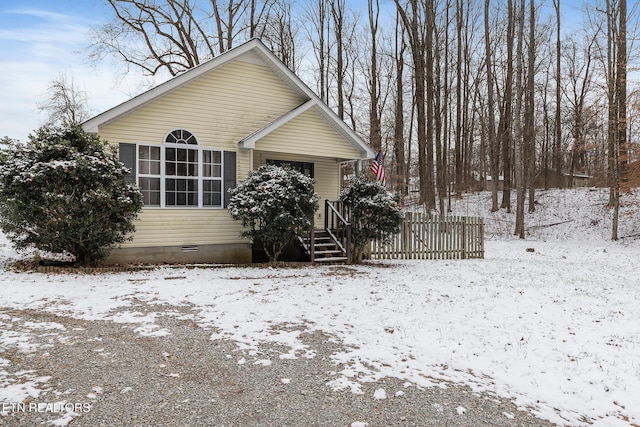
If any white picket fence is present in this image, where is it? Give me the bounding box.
[369,213,484,260]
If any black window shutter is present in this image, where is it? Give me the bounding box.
[119,143,136,184]
[223,151,237,208]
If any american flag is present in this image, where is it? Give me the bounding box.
[370,150,386,187]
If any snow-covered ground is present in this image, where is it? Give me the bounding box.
[1,188,640,426]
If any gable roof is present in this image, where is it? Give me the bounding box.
[83,38,374,160]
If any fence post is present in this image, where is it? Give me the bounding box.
[346,223,352,264]
[462,216,467,259]
[309,228,315,262]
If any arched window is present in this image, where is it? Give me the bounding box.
[164,130,199,206]
[165,129,198,145]
[136,129,223,208]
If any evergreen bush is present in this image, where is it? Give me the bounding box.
[340,174,404,262]
[228,165,319,262]
[0,124,143,266]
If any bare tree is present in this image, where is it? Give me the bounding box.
[393,11,408,195]
[499,0,515,211]
[454,0,464,198]
[88,0,286,78]
[330,0,347,120]
[259,1,299,71]
[553,0,563,184]
[613,0,627,240]
[37,73,92,126]
[562,34,597,185]
[526,0,536,214]
[368,0,382,152]
[303,0,330,102]
[514,0,526,238]
[395,0,434,209]
[485,0,499,212]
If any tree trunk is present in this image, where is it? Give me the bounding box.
[368,0,382,153]
[553,0,562,184]
[500,0,515,212]
[527,0,536,214]
[454,0,464,199]
[484,0,499,212]
[613,0,626,240]
[394,12,407,196]
[514,0,526,238]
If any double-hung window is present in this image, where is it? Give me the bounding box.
[136,130,223,208]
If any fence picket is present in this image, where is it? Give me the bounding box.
[369,213,484,260]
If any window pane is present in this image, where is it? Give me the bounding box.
[166,148,176,161]
[165,179,197,207]
[177,192,186,205]
[188,164,197,176]
[150,146,160,159]
[177,163,187,176]
[166,162,175,176]
[149,191,160,206]
[203,179,222,207]
[202,150,221,178]
[150,178,160,191]
[177,148,187,162]
[150,161,160,175]
[139,145,149,158]
[139,177,160,207]
[139,161,149,175]
[188,149,197,162]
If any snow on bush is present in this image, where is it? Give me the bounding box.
[228,164,319,262]
[340,174,404,262]
[0,124,143,266]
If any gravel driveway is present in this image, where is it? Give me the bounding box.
[0,304,558,427]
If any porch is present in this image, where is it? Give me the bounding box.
[297,201,485,264]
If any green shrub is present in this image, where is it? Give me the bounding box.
[0,124,143,266]
[340,174,404,262]
[228,165,319,262]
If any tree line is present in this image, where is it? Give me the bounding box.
[82,0,635,239]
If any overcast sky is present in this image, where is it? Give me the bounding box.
[0,0,587,143]
[0,0,143,142]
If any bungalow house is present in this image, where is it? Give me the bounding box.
[83,39,374,265]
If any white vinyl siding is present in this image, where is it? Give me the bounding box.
[124,209,244,247]
[98,58,360,249]
[98,61,302,151]
[257,110,361,160]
